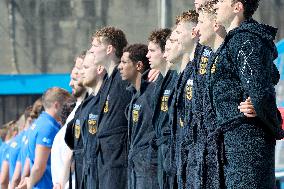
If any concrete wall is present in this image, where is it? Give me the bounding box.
[0,0,284,74]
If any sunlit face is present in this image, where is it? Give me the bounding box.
[118,52,138,82]
[69,68,85,98]
[215,0,235,28]
[74,57,84,86]
[81,53,99,87]
[89,37,108,66]
[194,0,207,11]
[163,40,171,62]
[175,22,196,52]
[163,33,182,63]
[146,41,165,69]
[196,12,215,46]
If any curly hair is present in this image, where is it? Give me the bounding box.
[148,28,172,52]
[93,27,128,58]
[175,9,199,25]
[198,0,218,16]
[232,0,260,19]
[123,44,150,72]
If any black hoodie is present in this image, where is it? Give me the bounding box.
[208,18,283,139]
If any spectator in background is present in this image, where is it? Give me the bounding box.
[12,99,44,189]
[17,87,74,189]
[0,121,18,189]
[7,108,32,189]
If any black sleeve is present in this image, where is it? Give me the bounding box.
[231,34,283,138]
[64,117,75,149]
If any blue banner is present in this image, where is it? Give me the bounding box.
[0,74,71,95]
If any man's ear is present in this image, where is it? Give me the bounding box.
[213,21,220,32]
[54,101,61,111]
[106,45,116,55]
[191,27,199,38]
[136,61,144,72]
[233,1,244,14]
[97,65,105,75]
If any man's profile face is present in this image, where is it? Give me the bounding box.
[69,68,85,98]
[81,53,98,87]
[215,0,235,27]
[164,34,182,64]
[175,22,196,52]
[196,12,215,46]
[74,57,84,86]
[118,52,138,82]
[89,37,108,66]
[163,40,171,62]
[146,41,165,69]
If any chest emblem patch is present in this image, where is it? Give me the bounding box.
[74,119,81,139]
[161,90,170,112]
[132,104,141,123]
[88,114,98,135]
[103,95,109,113]
[199,57,208,75]
[185,79,193,100]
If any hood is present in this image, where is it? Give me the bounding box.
[227,18,278,59]
[226,19,279,85]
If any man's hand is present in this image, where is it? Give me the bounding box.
[147,69,160,82]
[53,183,62,189]
[238,97,257,117]
[16,177,29,189]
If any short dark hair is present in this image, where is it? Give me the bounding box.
[73,50,86,66]
[24,106,33,120]
[176,10,199,25]
[148,28,172,52]
[30,98,44,119]
[123,44,150,72]
[93,27,128,58]
[232,0,260,19]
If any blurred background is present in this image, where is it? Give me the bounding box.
[1,1,284,187]
[0,0,284,124]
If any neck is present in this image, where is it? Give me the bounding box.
[91,77,104,96]
[180,43,196,72]
[156,61,168,77]
[77,91,87,103]
[45,109,60,123]
[87,87,93,95]
[132,73,142,91]
[180,53,191,73]
[105,57,119,76]
[213,32,226,52]
[170,57,183,74]
[226,16,244,33]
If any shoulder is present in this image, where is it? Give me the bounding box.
[227,31,262,51]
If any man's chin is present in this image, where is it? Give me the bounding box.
[149,63,155,69]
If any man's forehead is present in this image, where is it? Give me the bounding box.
[83,53,95,64]
[148,41,160,49]
[92,36,107,45]
[122,52,131,61]
[75,57,84,68]
[71,67,79,76]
